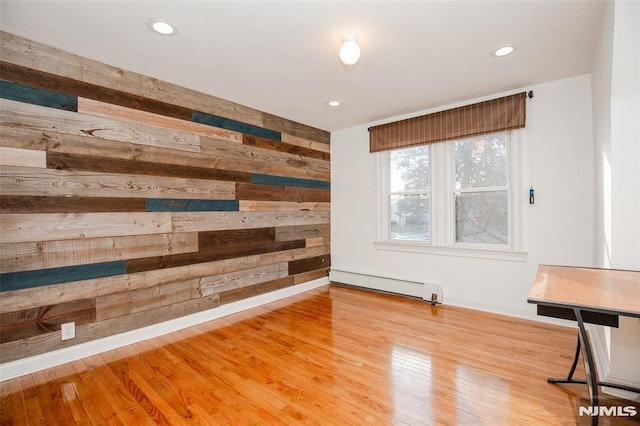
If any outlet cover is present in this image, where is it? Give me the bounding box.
[61,322,75,340]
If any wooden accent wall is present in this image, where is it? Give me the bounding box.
[0,32,331,363]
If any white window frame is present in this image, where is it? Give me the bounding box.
[376,130,527,262]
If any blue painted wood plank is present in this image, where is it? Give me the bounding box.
[191,110,281,141]
[146,199,239,212]
[0,261,126,292]
[0,80,78,111]
[251,174,330,190]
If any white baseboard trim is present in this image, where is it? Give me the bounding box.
[330,269,574,327]
[0,277,329,382]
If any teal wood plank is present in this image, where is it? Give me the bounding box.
[146,199,239,212]
[192,110,281,141]
[251,174,330,190]
[0,261,126,292]
[0,80,77,111]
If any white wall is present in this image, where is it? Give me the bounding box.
[591,0,640,397]
[331,74,594,320]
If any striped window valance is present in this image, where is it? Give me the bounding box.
[369,92,527,153]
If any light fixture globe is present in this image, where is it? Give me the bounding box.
[340,34,360,65]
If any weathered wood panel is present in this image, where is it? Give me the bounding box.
[0,233,198,273]
[126,239,305,274]
[1,98,203,153]
[0,125,330,182]
[281,133,331,154]
[171,211,330,233]
[218,276,295,305]
[0,61,193,120]
[0,195,147,213]
[47,152,252,183]
[0,246,330,311]
[0,212,172,244]
[0,146,46,168]
[275,224,331,242]
[0,30,331,362]
[238,201,330,212]
[0,165,236,200]
[236,183,330,202]
[0,298,95,343]
[96,279,201,321]
[288,254,332,275]
[78,98,242,143]
[243,135,329,161]
[200,263,289,296]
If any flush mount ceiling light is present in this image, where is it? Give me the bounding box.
[339,34,360,65]
[493,45,515,57]
[148,18,177,36]
[327,100,341,107]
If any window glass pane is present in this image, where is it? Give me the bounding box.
[390,194,430,241]
[455,134,507,189]
[390,145,429,192]
[455,191,508,245]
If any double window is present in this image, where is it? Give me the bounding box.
[380,130,524,258]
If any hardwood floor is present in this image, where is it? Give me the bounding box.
[1,284,639,425]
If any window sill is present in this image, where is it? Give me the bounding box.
[373,240,529,262]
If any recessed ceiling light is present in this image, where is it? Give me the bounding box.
[493,46,515,57]
[148,19,177,36]
[327,100,341,107]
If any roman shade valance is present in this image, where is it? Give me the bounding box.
[369,92,527,153]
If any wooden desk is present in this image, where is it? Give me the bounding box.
[528,265,640,426]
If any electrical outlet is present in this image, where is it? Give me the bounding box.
[61,322,75,340]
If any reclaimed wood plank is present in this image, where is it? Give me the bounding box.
[0,61,193,121]
[288,254,331,275]
[292,267,331,284]
[199,263,289,296]
[218,276,295,305]
[0,212,172,244]
[238,200,330,212]
[46,152,252,183]
[171,211,330,233]
[1,98,202,153]
[0,261,126,292]
[236,182,330,202]
[275,224,330,242]
[0,233,198,273]
[0,165,236,200]
[0,146,46,168]
[0,298,95,343]
[305,237,330,248]
[0,80,77,111]
[263,112,330,145]
[250,173,330,190]
[96,279,201,321]
[0,246,330,311]
[242,135,329,161]
[281,133,331,154]
[146,199,239,212]
[0,195,147,213]
[78,98,241,143]
[125,240,305,274]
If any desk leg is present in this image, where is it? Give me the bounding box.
[547,310,599,425]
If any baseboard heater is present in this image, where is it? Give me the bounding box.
[329,269,443,304]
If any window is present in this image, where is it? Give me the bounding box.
[378,131,525,260]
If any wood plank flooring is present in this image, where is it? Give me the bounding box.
[1,284,639,425]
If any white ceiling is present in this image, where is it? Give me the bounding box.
[1,1,606,133]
